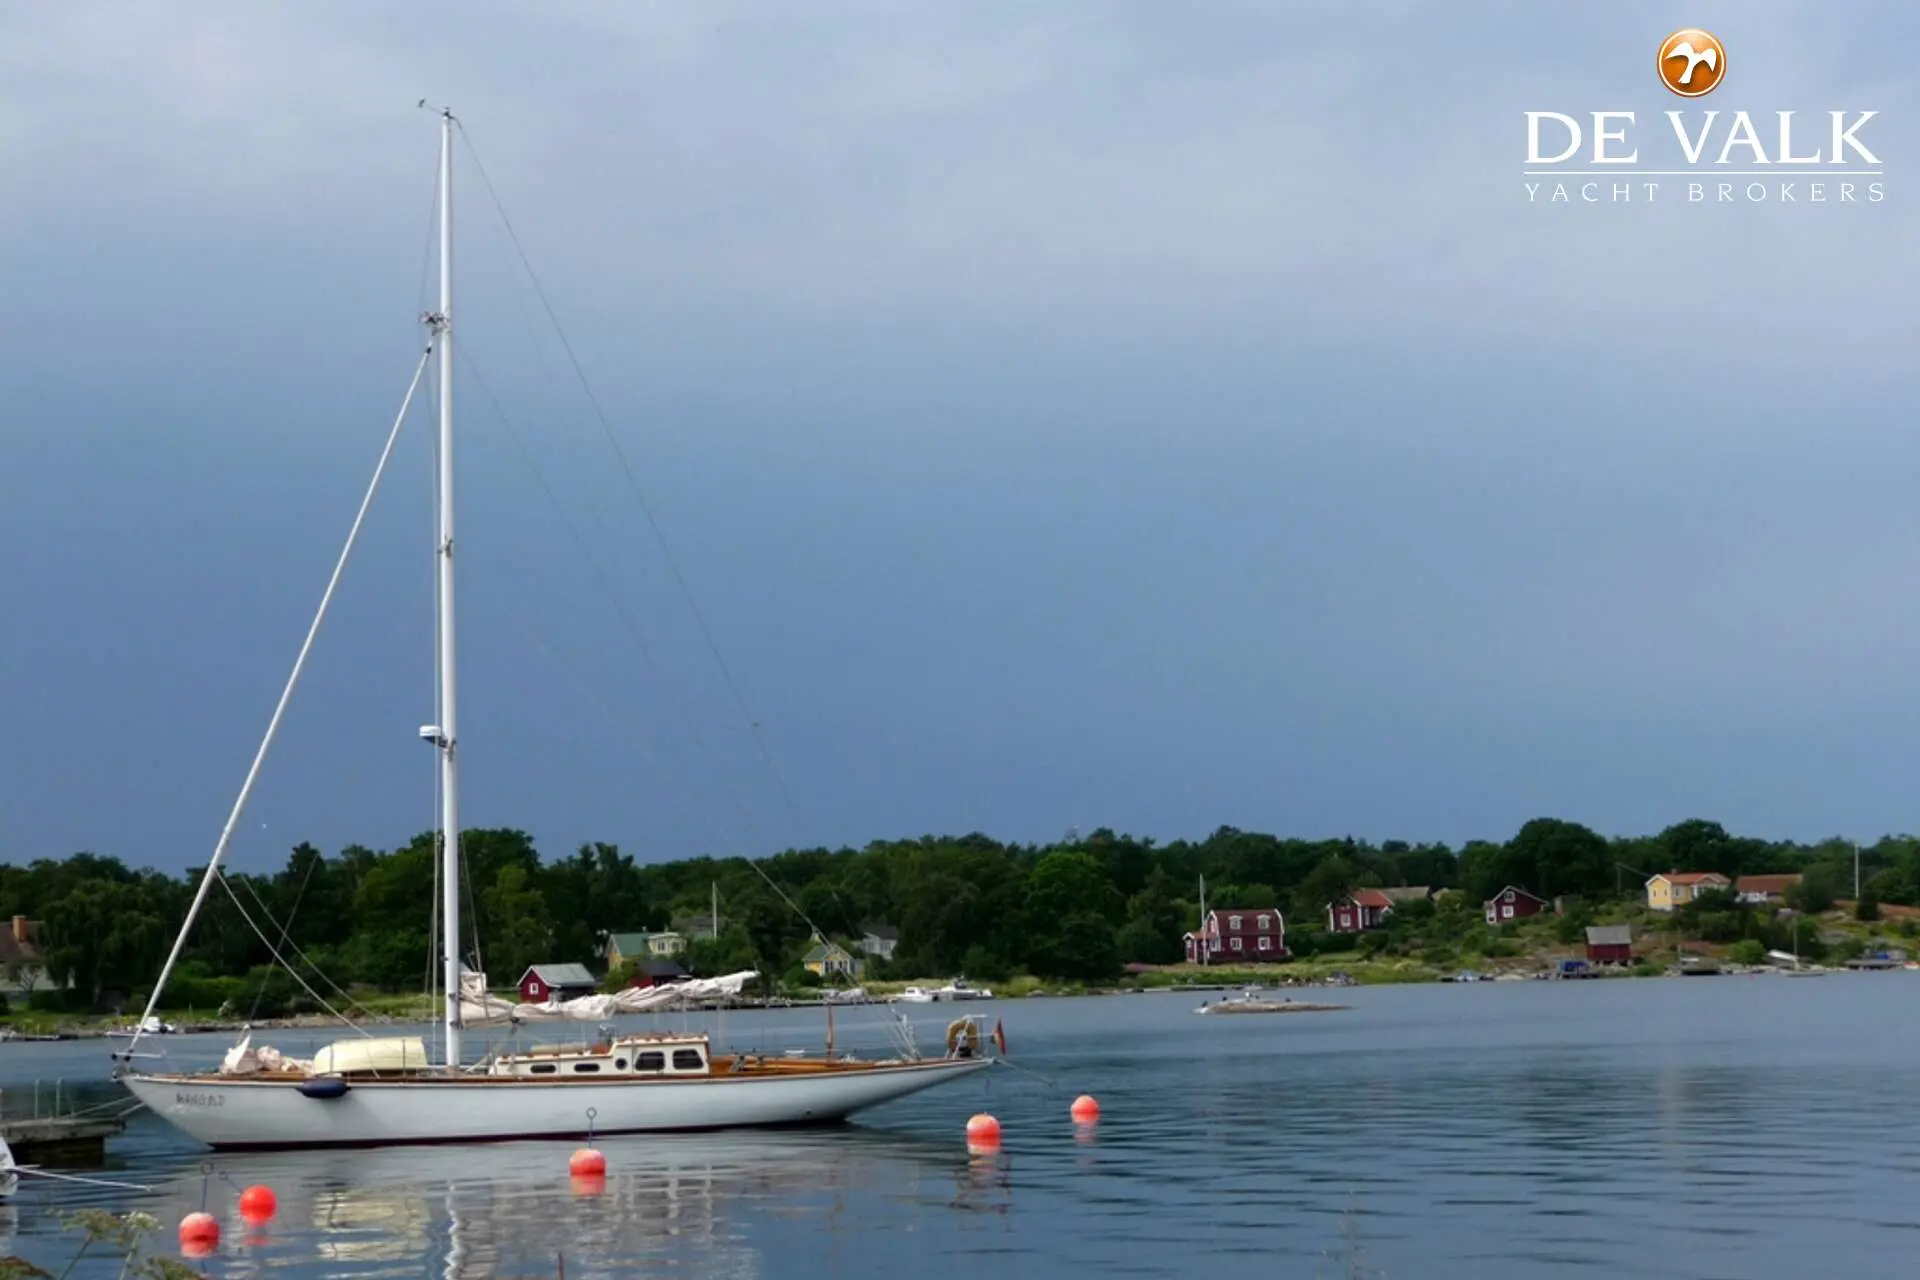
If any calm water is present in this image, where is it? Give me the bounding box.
[5,975,1919,1277]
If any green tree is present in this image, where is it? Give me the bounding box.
[1507,818,1611,900]
[1115,869,1185,964]
[1292,855,1359,923]
[1789,866,1837,914]
[1022,851,1124,980]
[42,879,169,1005]
[478,863,551,983]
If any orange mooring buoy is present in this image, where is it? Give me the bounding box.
[1070,1094,1100,1123]
[965,1113,1001,1143]
[179,1211,220,1251]
[238,1184,278,1222]
[569,1146,608,1176]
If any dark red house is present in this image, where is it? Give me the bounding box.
[1584,924,1634,965]
[1184,907,1288,963]
[516,963,598,1003]
[626,959,689,989]
[1483,886,1549,926]
[1327,888,1395,934]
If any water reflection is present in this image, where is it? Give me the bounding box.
[134,1128,970,1278]
[14,981,1920,1277]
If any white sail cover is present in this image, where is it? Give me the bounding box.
[455,967,758,1025]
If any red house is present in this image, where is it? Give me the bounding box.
[1326,886,1433,934]
[1184,907,1288,963]
[1584,924,1634,965]
[516,963,598,1003]
[1327,889,1396,934]
[1483,886,1549,926]
[626,959,689,989]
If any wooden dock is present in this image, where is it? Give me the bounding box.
[0,1080,135,1166]
[0,1114,128,1165]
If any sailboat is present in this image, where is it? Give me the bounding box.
[111,108,995,1150]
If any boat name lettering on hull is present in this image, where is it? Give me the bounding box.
[175,1091,226,1108]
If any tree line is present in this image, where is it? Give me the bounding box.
[4,817,1918,1013]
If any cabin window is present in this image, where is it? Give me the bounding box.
[672,1049,705,1071]
[573,1062,601,1074]
[1229,914,1242,929]
[530,1063,557,1075]
[615,1058,628,1070]
[636,1051,665,1071]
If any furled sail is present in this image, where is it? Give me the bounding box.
[456,967,758,1025]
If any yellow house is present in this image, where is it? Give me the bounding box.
[801,939,863,979]
[645,931,686,957]
[605,930,686,969]
[1645,871,1732,912]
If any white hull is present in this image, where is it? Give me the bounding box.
[122,1057,992,1150]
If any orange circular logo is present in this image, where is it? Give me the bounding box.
[1658,28,1726,97]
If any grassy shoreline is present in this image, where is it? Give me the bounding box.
[9,902,1911,1036]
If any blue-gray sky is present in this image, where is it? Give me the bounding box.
[4,0,1918,873]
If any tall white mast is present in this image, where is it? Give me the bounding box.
[432,107,463,1070]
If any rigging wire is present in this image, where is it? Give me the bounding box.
[120,345,434,1059]
[244,852,319,1022]
[216,872,375,1036]
[504,611,829,946]
[454,345,774,856]
[229,873,386,1029]
[452,122,810,847]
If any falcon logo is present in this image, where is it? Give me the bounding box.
[1658,29,1726,97]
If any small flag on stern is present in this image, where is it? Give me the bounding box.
[992,1018,1008,1057]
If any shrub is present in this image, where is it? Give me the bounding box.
[1725,939,1766,965]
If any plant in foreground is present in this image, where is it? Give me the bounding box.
[0,1209,196,1280]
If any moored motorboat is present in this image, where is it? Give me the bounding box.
[1194,987,1348,1016]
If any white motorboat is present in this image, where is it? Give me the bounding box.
[106,1016,177,1038]
[113,109,996,1151]
[894,979,994,1003]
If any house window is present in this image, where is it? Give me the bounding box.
[1258,914,1271,929]
[637,1051,665,1072]
[1504,890,1515,902]
[1258,937,1272,951]
[528,983,543,997]
[1230,937,1243,952]
[1229,914,1243,930]
[1502,905,1513,919]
